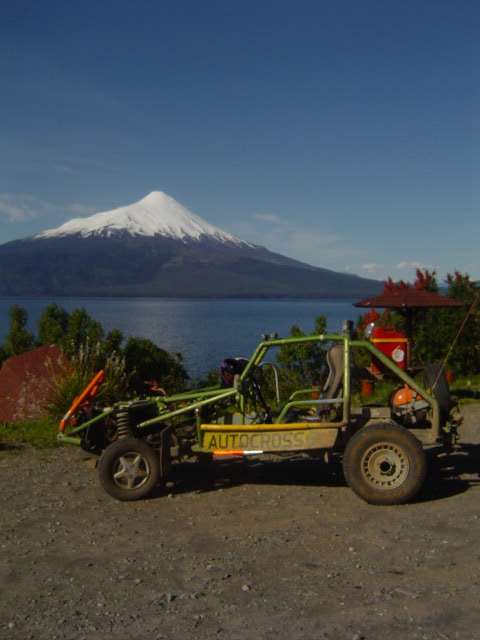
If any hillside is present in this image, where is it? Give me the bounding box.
[0,192,381,298]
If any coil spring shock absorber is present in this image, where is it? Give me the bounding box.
[115,409,131,439]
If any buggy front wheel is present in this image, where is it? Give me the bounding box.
[99,438,160,501]
[343,423,426,505]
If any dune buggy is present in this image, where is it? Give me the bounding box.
[58,321,461,505]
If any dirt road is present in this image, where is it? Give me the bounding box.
[1,405,480,640]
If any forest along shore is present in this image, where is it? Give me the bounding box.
[0,404,479,639]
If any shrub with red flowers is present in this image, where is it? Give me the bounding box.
[357,269,480,374]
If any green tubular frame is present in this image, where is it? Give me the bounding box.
[58,407,115,445]
[58,331,441,446]
[350,339,440,438]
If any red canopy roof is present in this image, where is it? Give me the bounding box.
[354,289,463,310]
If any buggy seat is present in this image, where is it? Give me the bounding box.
[317,342,345,414]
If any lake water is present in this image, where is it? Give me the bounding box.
[0,297,361,377]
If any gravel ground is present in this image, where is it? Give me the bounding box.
[1,405,480,640]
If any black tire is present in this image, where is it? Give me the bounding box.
[423,364,451,415]
[343,423,426,505]
[99,438,160,501]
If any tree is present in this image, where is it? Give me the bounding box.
[103,328,124,354]
[413,269,438,293]
[440,272,480,375]
[122,336,189,395]
[276,315,327,399]
[0,302,191,415]
[37,304,125,364]
[38,303,70,346]
[356,269,480,375]
[4,305,35,356]
[65,308,104,357]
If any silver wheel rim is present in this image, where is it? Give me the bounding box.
[361,441,409,491]
[112,452,151,490]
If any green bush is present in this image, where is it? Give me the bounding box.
[122,336,188,395]
[45,340,131,418]
[0,304,190,421]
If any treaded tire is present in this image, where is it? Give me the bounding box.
[343,423,426,505]
[99,438,160,501]
[423,364,451,416]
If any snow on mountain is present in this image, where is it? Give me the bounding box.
[36,191,251,246]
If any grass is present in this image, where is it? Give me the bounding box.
[0,416,60,450]
[449,374,480,404]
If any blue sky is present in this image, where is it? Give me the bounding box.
[1,0,479,283]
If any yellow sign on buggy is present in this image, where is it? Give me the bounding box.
[201,424,339,453]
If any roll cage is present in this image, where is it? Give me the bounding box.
[58,330,444,451]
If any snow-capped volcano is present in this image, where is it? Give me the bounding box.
[37,191,249,246]
[0,190,382,298]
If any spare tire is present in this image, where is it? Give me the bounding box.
[423,364,451,415]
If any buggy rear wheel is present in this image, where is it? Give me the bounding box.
[343,423,426,505]
[99,438,160,501]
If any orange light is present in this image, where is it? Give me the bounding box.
[213,450,244,456]
[212,449,263,457]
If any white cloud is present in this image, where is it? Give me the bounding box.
[0,194,96,225]
[0,194,50,223]
[357,261,443,283]
[231,211,363,271]
[51,163,76,175]
[396,261,437,271]
[253,212,283,224]
[361,263,385,277]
